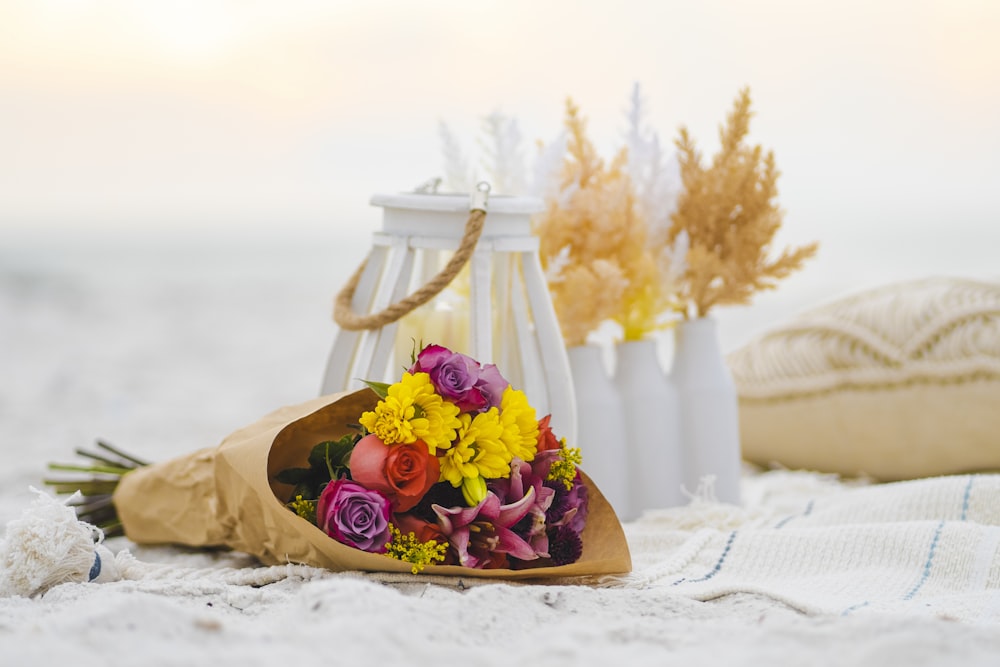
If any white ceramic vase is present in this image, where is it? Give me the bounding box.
[613,339,685,514]
[670,317,742,504]
[566,344,631,520]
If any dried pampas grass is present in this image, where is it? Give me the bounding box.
[534,98,681,346]
[669,87,818,318]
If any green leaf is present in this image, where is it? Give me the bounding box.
[306,433,358,481]
[275,467,313,485]
[274,434,362,504]
[292,482,317,502]
[323,443,337,480]
[408,338,424,367]
[307,437,351,469]
[361,380,392,399]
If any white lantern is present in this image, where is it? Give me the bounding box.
[320,185,577,442]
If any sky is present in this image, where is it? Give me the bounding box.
[2,0,999,293]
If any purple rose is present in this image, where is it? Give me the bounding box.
[430,350,486,412]
[474,363,508,411]
[409,344,509,413]
[409,344,451,373]
[316,479,392,553]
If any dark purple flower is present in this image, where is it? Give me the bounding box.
[531,450,559,481]
[546,471,589,535]
[316,479,392,553]
[546,525,583,566]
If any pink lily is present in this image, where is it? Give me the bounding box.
[490,458,555,558]
[432,488,538,569]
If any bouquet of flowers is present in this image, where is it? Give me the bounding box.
[278,344,591,572]
[52,345,630,580]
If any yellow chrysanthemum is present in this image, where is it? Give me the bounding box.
[439,409,510,500]
[359,372,461,452]
[498,387,539,462]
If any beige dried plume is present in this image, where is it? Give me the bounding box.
[669,87,818,318]
[535,99,659,346]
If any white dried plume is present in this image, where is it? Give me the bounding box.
[439,111,568,200]
[543,245,573,285]
[479,110,526,195]
[659,228,689,287]
[438,120,474,192]
[530,130,567,200]
[623,82,681,246]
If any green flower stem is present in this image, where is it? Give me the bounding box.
[98,520,123,538]
[95,440,150,467]
[48,463,133,476]
[74,447,133,468]
[42,479,122,495]
[68,495,115,510]
[45,440,151,537]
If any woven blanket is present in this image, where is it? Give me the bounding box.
[625,471,1000,622]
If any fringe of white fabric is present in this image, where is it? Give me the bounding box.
[0,489,123,597]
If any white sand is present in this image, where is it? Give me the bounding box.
[3,238,1000,665]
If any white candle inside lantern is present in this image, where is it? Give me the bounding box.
[394,285,470,370]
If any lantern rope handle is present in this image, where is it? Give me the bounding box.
[333,186,489,331]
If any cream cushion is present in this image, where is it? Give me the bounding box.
[728,277,1000,480]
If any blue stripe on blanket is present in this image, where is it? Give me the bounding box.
[673,531,738,586]
[903,520,945,601]
[961,476,974,521]
[841,601,870,616]
[774,499,814,529]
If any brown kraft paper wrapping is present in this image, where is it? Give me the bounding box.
[113,389,632,580]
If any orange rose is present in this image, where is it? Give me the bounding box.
[536,414,560,453]
[351,434,440,512]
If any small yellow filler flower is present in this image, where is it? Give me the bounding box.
[384,525,448,574]
[547,439,583,491]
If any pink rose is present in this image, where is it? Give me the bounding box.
[350,434,440,512]
[316,478,392,553]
